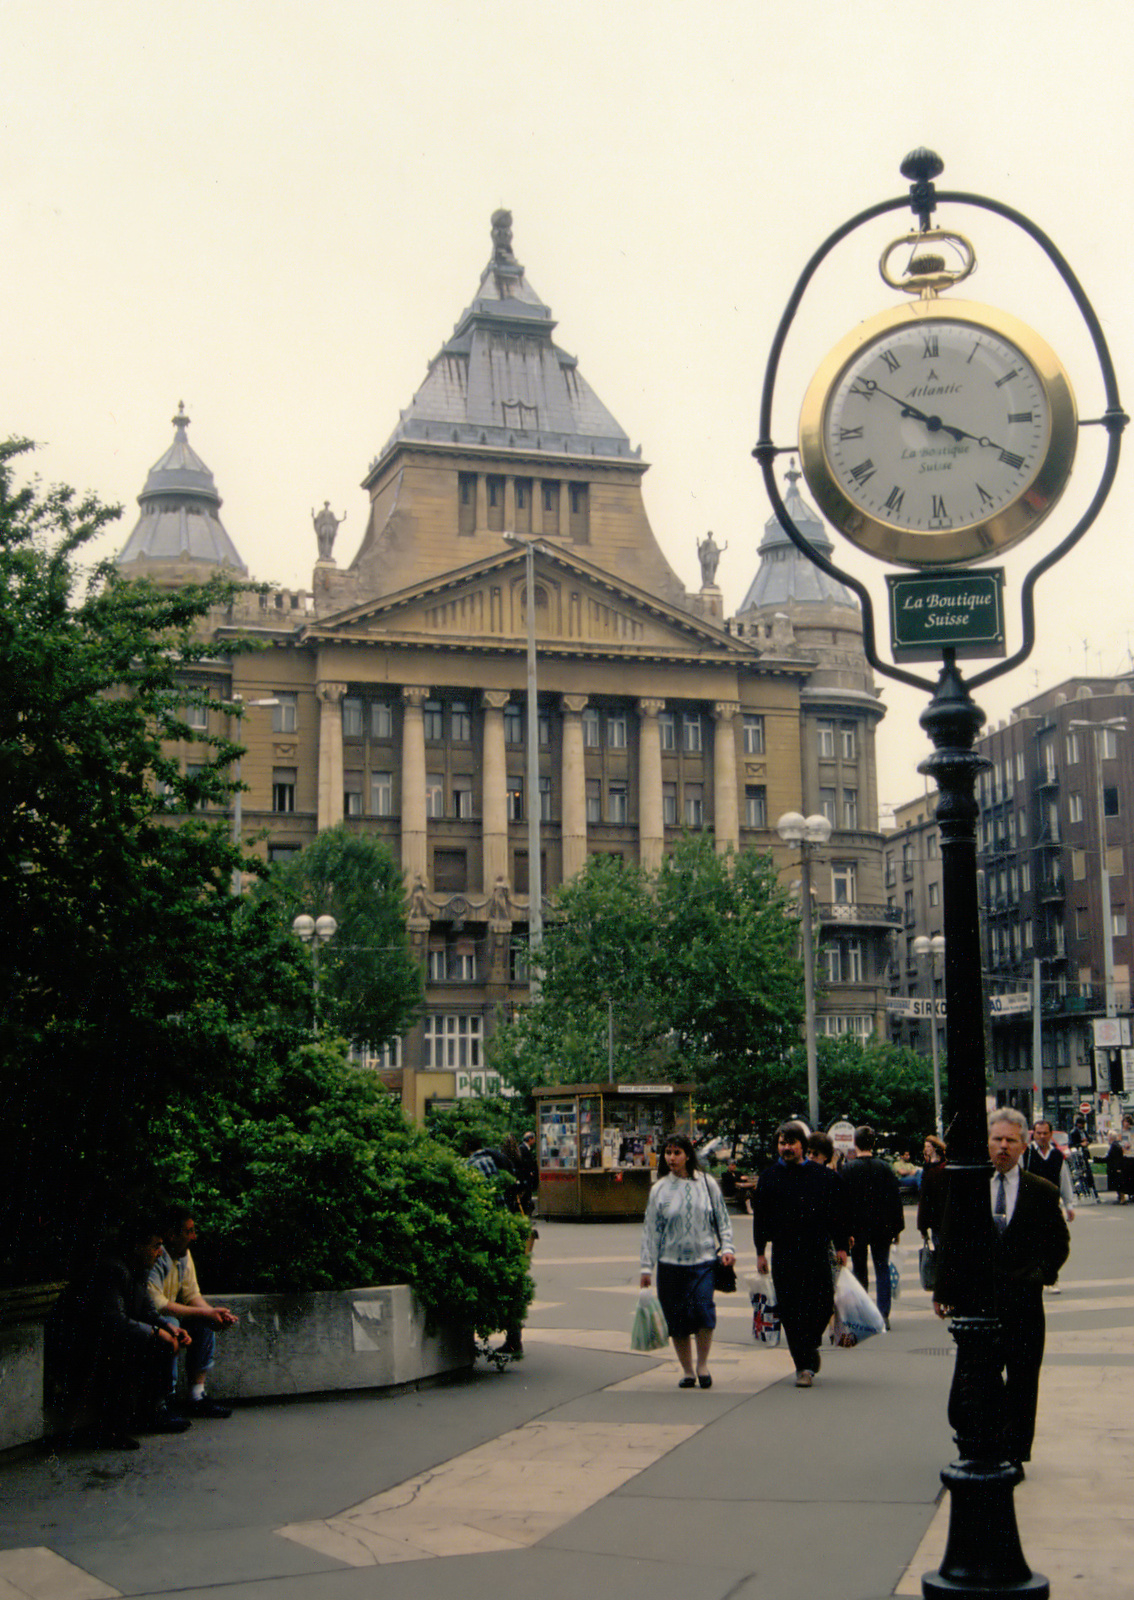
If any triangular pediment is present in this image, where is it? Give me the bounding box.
[305,547,757,663]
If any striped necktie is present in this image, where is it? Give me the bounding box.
[994,1174,1008,1234]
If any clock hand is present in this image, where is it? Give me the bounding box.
[855,379,949,434]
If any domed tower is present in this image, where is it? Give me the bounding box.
[733,463,892,1041]
[116,404,247,587]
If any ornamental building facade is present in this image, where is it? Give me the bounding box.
[118,213,895,1118]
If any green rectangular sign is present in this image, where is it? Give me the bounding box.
[887,569,1006,662]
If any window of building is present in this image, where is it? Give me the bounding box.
[486,474,504,532]
[371,701,393,740]
[344,773,362,817]
[451,701,472,742]
[1102,727,1120,760]
[841,724,857,761]
[833,861,857,903]
[820,788,837,826]
[904,889,915,922]
[929,881,940,907]
[884,853,895,887]
[185,700,208,731]
[425,774,444,818]
[568,481,589,541]
[267,843,301,865]
[422,1014,482,1069]
[817,720,835,758]
[433,849,467,892]
[842,789,858,830]
[514,478,532,533]
[683,714,702,753]
[1069,792,1084,824]
[508,777,524,821]
[1065,732,1080,764]
[582,708,600,748]
[510,942,529,982]
[608,781,628,824]
[1114,909,1128,937]
[512,850,546,896]
[423,700,444,741]
[1024,918,1033,950]
[541,481,560,532]
[1020,861,1031,892]
[540,775,552,822]
[833,938,863,983]
[742,714,765,755]
[1108,845,1124,877]
[539,710,552,747]
[818,1014,873,1039]
[684,784,704,827]
[586,779,601,824]
[272,693,297,734]
[504,704,523,744]
[1105,785,1120,817]
[1019,808,1028,838]
[458,471,476,535]
[370,771,394,815]
[663,782,677,825]
[342,697,364,738]
[658,710,676,751]
[453,776,474,819]
[745,785,767,827]
[607,711,628,749]
[272,768,296,813]
[927,831,939,858]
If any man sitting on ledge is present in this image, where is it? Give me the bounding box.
[148,1204,238,1419]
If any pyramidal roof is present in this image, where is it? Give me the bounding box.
[369,210,639,474]
[116,404,247,575]
[737,464,857,614]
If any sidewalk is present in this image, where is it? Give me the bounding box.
[0,1205,1130,1600]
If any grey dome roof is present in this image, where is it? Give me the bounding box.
[116,404,247,575]
[371,211,639,471]
[738,465,857,614]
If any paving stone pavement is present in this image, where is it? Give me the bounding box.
[0,1202,1129,1600]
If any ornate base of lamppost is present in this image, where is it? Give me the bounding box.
[923,1459,1048,1598]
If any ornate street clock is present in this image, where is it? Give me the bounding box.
[798,238,1078,567]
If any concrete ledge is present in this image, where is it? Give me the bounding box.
[205,1285,476,1401]
[0,1321,46,1454]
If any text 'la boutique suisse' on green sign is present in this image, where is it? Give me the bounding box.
[886,568,1006,662]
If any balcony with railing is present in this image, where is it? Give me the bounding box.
[817,902,904,928]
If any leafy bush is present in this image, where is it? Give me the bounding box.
[149,1040,532,1340]
[425,1096,533,1156]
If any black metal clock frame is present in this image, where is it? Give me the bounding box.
[754,149,1126,1599]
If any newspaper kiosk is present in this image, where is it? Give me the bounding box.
[533,1083,696,1220]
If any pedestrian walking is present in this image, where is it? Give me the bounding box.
[839,1126,903,1329]
[639,1134,734,1389]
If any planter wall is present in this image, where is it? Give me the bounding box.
[0,1321,46,1455]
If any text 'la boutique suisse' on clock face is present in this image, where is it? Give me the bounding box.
[799,299,1077,568]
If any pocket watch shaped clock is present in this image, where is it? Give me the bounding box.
[799,298,1077,567]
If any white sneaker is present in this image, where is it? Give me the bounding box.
[1046,1284,1061,1295]
[794,1370,813,1388]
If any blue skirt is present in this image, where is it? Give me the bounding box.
[656,1260,717,1338]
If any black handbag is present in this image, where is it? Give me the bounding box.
[918,1243,938,1292]
[705,1175,737,1292]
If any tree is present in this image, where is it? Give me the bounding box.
[803,1035,942,1155]
[0,439,310,1282]
[252,826,424,1052]
[488,837,804,1135]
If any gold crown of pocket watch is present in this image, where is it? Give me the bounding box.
[798,231,1077,568]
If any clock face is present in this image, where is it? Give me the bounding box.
[799,301,1077,566]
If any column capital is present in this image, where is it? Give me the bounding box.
[482,689,511,711]
[561,693,589,716]
[402,685,432,709]
[638,697,667,720]
[317,681,348,705]
[712,700,741,722]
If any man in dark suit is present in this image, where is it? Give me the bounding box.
[839,1125,904,1328]
[935,1107,1070,1468]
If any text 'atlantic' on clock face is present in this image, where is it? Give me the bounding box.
[822,320,1050,533]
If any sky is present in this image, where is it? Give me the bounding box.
[4,0,1134,808]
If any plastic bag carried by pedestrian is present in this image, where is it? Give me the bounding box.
[889,1261,901,1302]
[831,1265,887,1347]
[630,1290,669,1352]
[747,1270,781,1346]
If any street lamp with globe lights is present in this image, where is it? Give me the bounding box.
[776,811,832,1128]
[913,933,946,1136]
[291,913,338,1032]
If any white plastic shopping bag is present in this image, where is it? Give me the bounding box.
[630,1290,669,1352]
[831,1265,887,1347]
[747,1269,781,1347]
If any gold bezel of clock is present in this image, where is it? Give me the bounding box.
[798,298,1077,567]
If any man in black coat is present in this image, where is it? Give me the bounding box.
[935,1108,1070,1467]
[840,1125,904,1328]
[753,1121,849,1388]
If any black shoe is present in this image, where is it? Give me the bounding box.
[697,1373,713,1388]
[147,1405,191,1434]
[188,1397,232,1418]
[498,1341,524,1359]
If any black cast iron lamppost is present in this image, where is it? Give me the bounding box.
[755,149,1125,1599]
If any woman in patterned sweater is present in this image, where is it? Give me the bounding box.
[639,1134,734,1389]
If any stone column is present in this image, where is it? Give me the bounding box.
[712,701,741,853]
[400,686,430,887]
[561,694,589,881]
[637,697,666,873]
[481,690,511,892]
[316,681,348,831]
[504,476,517,529]
[475,474,488,532]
